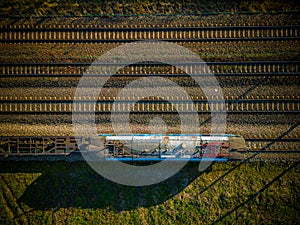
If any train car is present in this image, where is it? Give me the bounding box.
[0,134,247,161]
[88,134,247,161]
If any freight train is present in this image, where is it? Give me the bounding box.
[87,134,247,161]
[0,134,247,161]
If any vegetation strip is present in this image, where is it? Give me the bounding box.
[211,161,300,224]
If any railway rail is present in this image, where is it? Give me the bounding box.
[0,61,299,76]
[0,97,299,113]
[1,25,299,43]
[1,22,299,160]
[0,136,299,156]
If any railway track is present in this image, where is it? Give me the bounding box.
[1,25,299,43]
[0,97,299,113]
[246,139,300,151]
[1,22,299,156]
[0,61,299,76]
[0,136,299,155]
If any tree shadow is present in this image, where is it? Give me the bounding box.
[9,161,211,211]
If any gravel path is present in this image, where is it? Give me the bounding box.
[2,85,299,99]
[1,41,299,63]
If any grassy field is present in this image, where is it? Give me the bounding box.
[0,161,299,224]
[1,0,299,16]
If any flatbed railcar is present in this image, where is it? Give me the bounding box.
[0,134,247,161]
[88,134,247,161]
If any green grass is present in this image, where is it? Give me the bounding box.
[0,161,299,224]
[0,0,299,16]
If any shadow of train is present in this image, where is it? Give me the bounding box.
[1,161,212,211]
